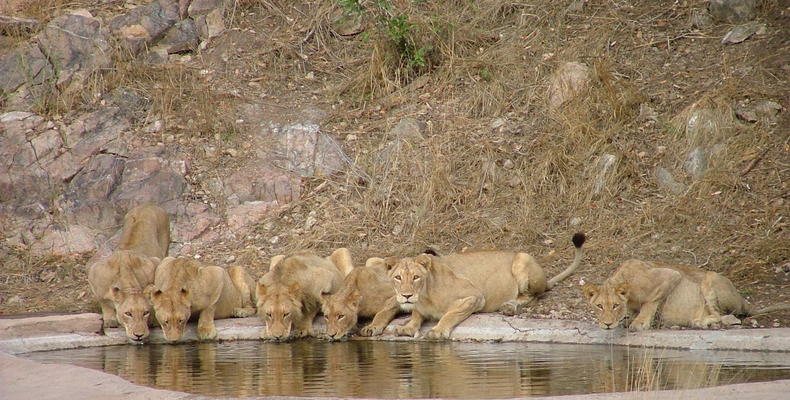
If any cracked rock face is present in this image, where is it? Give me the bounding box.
[0,12,112,112]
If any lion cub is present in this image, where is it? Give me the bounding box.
[583,259,790,331]
[384,233,586,339]
[88,203,169,343]
[321,257,403,340]
[148,257,257,341]
[257,248,354,341]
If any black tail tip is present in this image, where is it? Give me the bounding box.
[572,232,586,248]
[422,248,439,256]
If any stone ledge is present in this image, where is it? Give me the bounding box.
[3,312,790,354]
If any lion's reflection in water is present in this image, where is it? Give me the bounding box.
[26,341,790,398]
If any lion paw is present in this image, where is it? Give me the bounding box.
[360,324,384,337]
[294,328,313,338]
[232,307,256,318]
[425,328,451,340]
[197,324,217,340]
[498,300,523,316]
[628,320,651,332]
[103,319,119,329]
[393,325,418,337]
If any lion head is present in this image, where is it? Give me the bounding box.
[321,290,361,341]
[111,288,153,344]
[389,255,432,311]
[256,281,304,341]
[582,282,628,329]
[148,286,191,341]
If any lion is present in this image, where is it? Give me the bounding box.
[148,256,257,341]
[582,259,790,331]
[88,203,170,343]
[321,256,402,340]
[256,248,354,341]
[384,233,586,339]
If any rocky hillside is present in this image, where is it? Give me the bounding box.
[1,0,788,328]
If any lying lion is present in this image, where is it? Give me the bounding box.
[148,257,257,341]
[583,259,790,331]
[383,233,586,339]
[257,248,354,341]
[88,203,169,343]
[321,256,403,340]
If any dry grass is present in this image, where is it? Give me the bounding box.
[1,0,788,324]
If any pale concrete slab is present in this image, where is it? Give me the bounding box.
[2,312,790,400]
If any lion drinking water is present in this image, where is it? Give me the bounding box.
[88,203,169,344]
[583,259,790,331]
[148,257,257,341]
[257,248,354,341]
[383,233,586,339]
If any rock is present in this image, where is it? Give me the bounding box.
[110,0,180,54]
[0,313,102,339]
[722,21,766,45]
[227,201,278,232]
[269,123,349,177]
[637,103,658,123]
[567,0,585,13]
[221,164,301,205]
[548,62,591,109]
[144,46,170,64]
[389,117,427,140]
[37,13,112,97]
[30,224,99,256]
[709,0,756,23]
[569,217,582,226]
[491,118,506,130]
[187,0,224,17]
[721,314,742,326]
[655,167,686,195]
[331,10,364,36]
[735,100,783,123]
[592,154,617,195]
[171,202,221,244]
[158,19,199,54]
[689,8,714,29]
[0,44,54,110]
[684,147,708,178]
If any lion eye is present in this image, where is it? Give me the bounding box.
[597,304,604,310]
[394,275,402,281]
[124,312,132,317]
[413,276,421,281]
[143,311,150,317]
[338,315,345,320]
[613,304,620,309]
[178,319,184,325]
[265,313,272,318]
[284,312,291,318]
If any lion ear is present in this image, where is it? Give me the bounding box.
[348,290,362,309]
[143,285,156,298]
[365,257,384,268]
[256,280,267,297]
[110,286,123,301]
[614,283,628,300]
[415,254,433,269]
[180,287,189,298]
[269,255,286,270]
[149,257,161,266]
[383,257,399,272]
[582,283,599,301]
[288,282,301,294]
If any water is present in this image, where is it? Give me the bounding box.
[24,340,790,398]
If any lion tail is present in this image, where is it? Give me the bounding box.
[546,232,586,290]
[752,303,790,316]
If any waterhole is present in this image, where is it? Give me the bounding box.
[25,340,790,398]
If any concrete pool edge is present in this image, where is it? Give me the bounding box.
[3,313,790,400]
[3,312,790,354]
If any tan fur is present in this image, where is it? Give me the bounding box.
[256,248,353,341]
[321,258,401,340]
[582,259,760,331]
[149,257,257,341]
[386,234,585,339]
[88,204,169,343]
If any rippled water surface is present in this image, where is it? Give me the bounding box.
[25,340,790,398]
